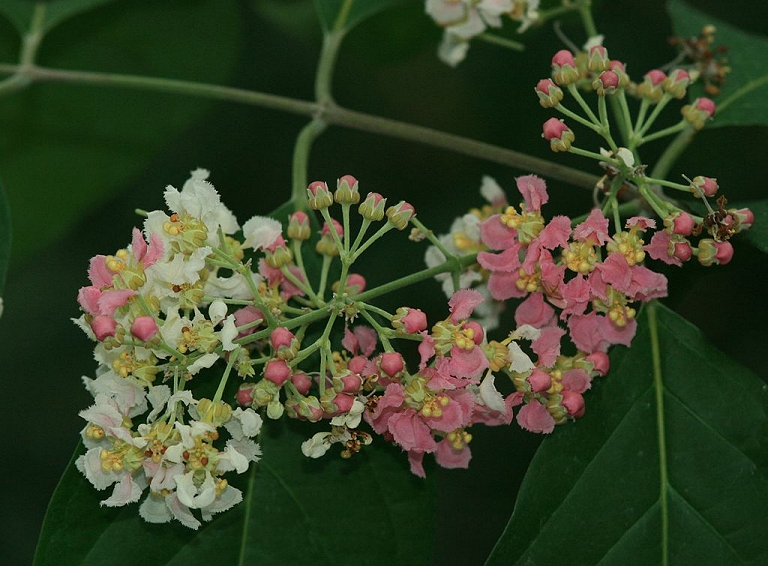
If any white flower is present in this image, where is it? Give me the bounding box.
[187,352,220,375]
[583,34,605,51]
[208,300,228,325]
[241,215,283,250]
[165,169,239,237]
[224,407,263,440]
[145,385,172,423]
[81,373,148,418]
[331,398,365,428]
[100,473,146,508]
[204,270,257,301]
[438,32,470,67]
[301,432,333,458]
[174,469,216,509]
[220,315,238,352]
[200,485,243,522]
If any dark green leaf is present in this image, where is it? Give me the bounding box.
[0,178,10,300]
[668,0,768,127]
[732,199,768,254]
[313,0,406,34]
[0,0,116,35]
[35,419,435,566]
[0,1,241,261]
[485,302,768,565]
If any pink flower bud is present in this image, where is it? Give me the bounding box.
[542,118,574,152]
[535,78,563,108]
[321,218,344,238]
[690,176,718,198]
[386,201,416,230]
[587,45,609,72]
[393,307,428,334]
[264,235,293,269]
[592,70,619,95]
[306,180,334,210]
[585,351,610,376]
[379,352,405,378]
[663,69,690,99]
[714,241,734,265]
[682,97,715,130]
[551,49,579,85]
[270,327,295,349]
[343,273,366,294]
[91,315,117,341]
[665,211,695,236]
[609,60,629,88]
[527,368,552,393]
[236,383,256,406]
[637,69,667,102]
[340,372,363,393]
[673,240,693,263]
[359,192,387,221]
[347,355,368,375]
[291,372,312,396]
[696,238,732,266]
[730,207,754,232]
[329,393,355,415]
[264,359,292,386]
[335,174,360,205]
[130,316,158,342]
[562,390,586,418]
[287,211,311,241]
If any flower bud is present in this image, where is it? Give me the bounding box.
[264,359,292,386]
[561,390,586,418]
[291,371,312,396]
[689,176,718,198]
[608,60,630,88]
[130,316,159,342]
[322,392,355,416]
[287,211,311,241]
[91,315,118,341]
[664,211,695,236]
[542,118,574,152]
[592,70,619,95]
[729,208,754,232]
[315,220,343,256]
[585,351,610,376]
[339,371,363,393]
[334,174,360,205]
[636,69,667,102]
[379,352,405,378]
[264,235,293,268]
[463,321,484,345]
[236,383,256,407]
[527,368,552,393]
[270,327,298,360]
[682,97,715,130]
[697,239,733,266]
[392,307,428,334]
[359,192,387,221]
[306,181,334,210]
[386,201,416,230]
[551,49,580,85]
[673,240,693,263]
[663,69,690,99]
[587,45,609,73]
[535,79,563,108]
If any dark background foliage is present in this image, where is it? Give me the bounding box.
[0,0,765,563]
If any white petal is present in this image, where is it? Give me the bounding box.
[480,176,505,206]
[188,353,220,375]
[139,493,173,524]
[166,493,201,530]
[208,300,228,325]
[479,372,507,413]
[201,486,242,522]
[508,342,535,374]
[242,215,283,250]
[100,472,144,507]
[301,432,332,458]
[220,315,238,352]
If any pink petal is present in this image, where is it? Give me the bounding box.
[434,438,472,470]
[626,216,656,230]
[487,271,526,301]
[77,286,103,315]
[144,233,164,268]
[514,292,555,328]
[131,228,147,261]
[408,451,426,478]
[479,215,517,250]
[561,369,592,393]
[517,400,556,434]
[573,209,610,245]
[97,289,137,316]
[596,253,633,294]
[516,175,549,211]
[88,255,114,287]
[531,325,566,367]
[477,246,521,273]
[449,289,484,323]
[538,215,572,249]
[388,410,437,453]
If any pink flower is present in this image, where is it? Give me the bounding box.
[90,315,118,341]
[517,400,555,433]
[568,312,636,353]
[342,325,378,357]
[531,326,566,367]
[434,436,471,470]
[561,369,591,393]
[645,231,682,266]
[132,228,163,268]
[479,215,517,250]
[561,391,586,418]
[88,255,115,287]
[514,292,555,328]
[477,245,522,272]
[233,306,264,337]
[437,345,489,380]
[487,271,527,301]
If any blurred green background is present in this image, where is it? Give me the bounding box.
[1,0,765,563]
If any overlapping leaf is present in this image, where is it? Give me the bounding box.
[668,0,768,127]
[313,0,406,34]
[0,0,116,35]
[485,302,768,565]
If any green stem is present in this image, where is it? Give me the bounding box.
[634,94,671,141]
[292,119,327,210]
[569,146,614,163]
[649,126,695,181]
[637,120,687,146]
[567,84,600,126]
[212,346,240,404]
[317,255,334,301]
[359,308,393,351]
[0,63,600,189]
[477,33,525,52]
[598,95,618,151]
[577,1,598,38]
[647,301,670,566]
[555,102,603,133]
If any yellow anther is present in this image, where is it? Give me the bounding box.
[439,395,450,407]
[116,249,128,259]
[500,206,522,228]
[453,232,475,251]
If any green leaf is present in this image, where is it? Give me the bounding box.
[485,302,768,565]
[668,0,768,127]
[0,0,116,35]
[35,420,435,566]
[313,0,406,34]
[732,199,768,254]
[0,178,10,300]
[0,1,241,261]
